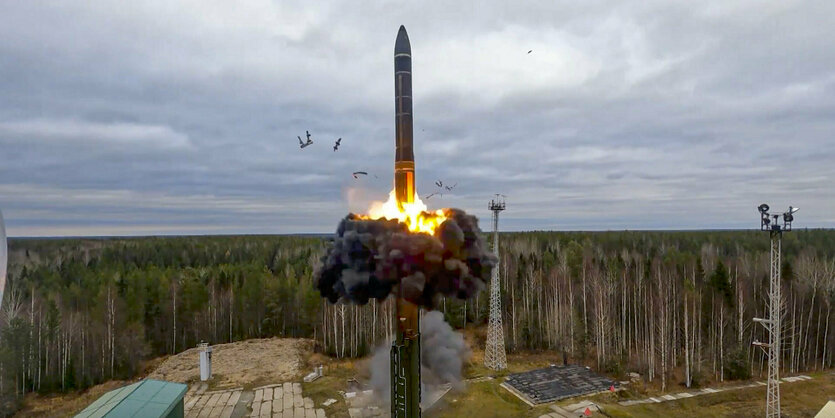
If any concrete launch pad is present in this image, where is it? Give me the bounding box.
[501,365,616,405]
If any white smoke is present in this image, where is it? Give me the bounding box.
[369,311,469,405]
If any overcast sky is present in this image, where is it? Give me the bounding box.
[1,0,834,236]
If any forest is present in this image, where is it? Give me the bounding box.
[1,229,835,415]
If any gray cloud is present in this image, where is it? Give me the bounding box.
[1,0,834,236]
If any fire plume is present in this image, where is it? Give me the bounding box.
[360,190,447,235]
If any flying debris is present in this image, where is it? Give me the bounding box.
[527,50,533,54]
[298,130,313,149]
[424,192,439,200]
[333,137,342,152]
[435,180,443,188]
[444,182,457,191]
[352,171,368,179]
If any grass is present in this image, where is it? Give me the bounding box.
[20,333,835,418]
[598,372,835,418]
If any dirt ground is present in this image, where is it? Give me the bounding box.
[18,337,313,417]
[147,337,312,389]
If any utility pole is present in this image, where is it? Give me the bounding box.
[753,204,798,418]
[484,194,507,370]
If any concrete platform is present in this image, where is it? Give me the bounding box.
[502,365,616,405]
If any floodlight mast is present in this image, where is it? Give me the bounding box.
[484,194,507,371]
[754,204,796,418]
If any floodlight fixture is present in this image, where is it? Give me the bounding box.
[758,202,796,233]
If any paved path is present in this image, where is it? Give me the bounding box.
[183,381,327,418]
[617,375,812,407]
[185,386,243,418]
[249,382,326,418]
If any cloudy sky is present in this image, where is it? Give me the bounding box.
[1,0,834,236]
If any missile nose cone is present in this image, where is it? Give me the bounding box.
[395,25,411,55]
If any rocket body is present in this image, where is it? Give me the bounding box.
[394,25,415,207]
[391,25,421,418]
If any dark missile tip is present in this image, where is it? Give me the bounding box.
[395,25,411,55]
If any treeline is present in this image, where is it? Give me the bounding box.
[1,230,835,414]
[0,235,323,414]
[318,229,835,392]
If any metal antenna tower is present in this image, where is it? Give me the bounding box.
[753,204,797,418]
[484,194,507,370]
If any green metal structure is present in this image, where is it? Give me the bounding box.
[75,379,188,418]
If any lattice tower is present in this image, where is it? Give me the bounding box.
[484,195,507,370]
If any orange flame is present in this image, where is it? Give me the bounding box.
[360,190,447,234]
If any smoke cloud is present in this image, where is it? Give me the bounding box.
[369,311,469,403]
[314,208,496,308]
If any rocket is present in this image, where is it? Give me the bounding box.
[394,25,415,207]
[391,25,422,418]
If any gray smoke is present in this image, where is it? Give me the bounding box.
[315,208,496,308]
[369,311,469,404]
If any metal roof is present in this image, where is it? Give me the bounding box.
[75,379,188,418]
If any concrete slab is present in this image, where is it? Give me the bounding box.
[219,392,231,405]
[265,388,274,401]
[228,391,241,406]
[283,390,294,411]
[274,387,284,400]
[210,405,225,417]
[185,395,201,410]
[662,394,676,401]
[304,398,314,409]
[198,405,213,418]
[305,408,316,418]
[219,405,234,418]
[293,383,302,395]
[648,397,661,403]
[548,404,573,417]
[315,409,326,418]
[294,406,305,418]
[676,392,695,398]
[251,400,261,417]
[261,400,272,417]
[294,394,304,408]
[254,389,264,403]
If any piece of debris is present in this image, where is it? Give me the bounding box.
[333,137,342,152]
[352,171,368,179]
[322,398,337,407]
[303,365,323,382]
[298,130,313,149]
[527,50,533,54]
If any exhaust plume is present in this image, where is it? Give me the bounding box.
[370,311,469,402]
[314,208,496,308]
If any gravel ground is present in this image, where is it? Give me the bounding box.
[148,337,312,389]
